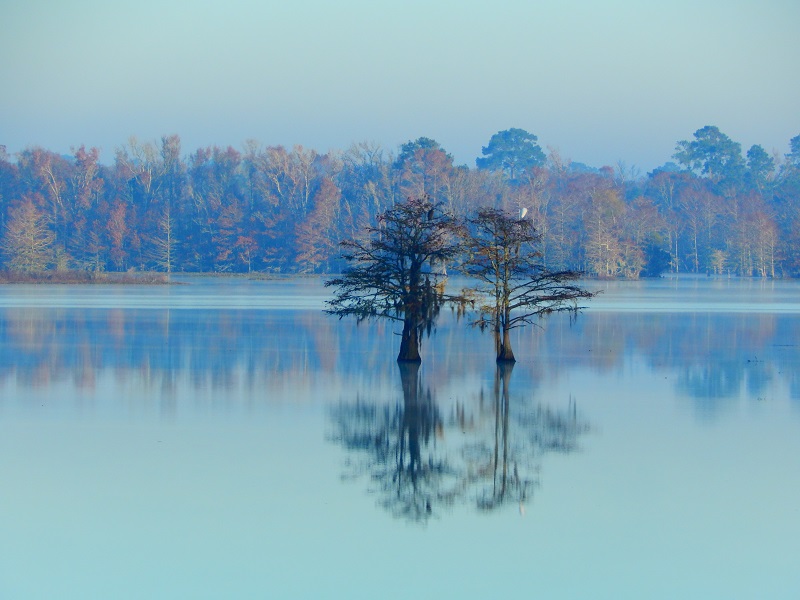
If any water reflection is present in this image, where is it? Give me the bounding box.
[328,363,588,522]
[529,311,800,410]
[0,298,798,419]
[2,280,798,599]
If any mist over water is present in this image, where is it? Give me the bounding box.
[1,277,798,598]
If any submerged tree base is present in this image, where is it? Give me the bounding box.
[495,330,517,363]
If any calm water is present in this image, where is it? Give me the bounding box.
[1,276,798,599]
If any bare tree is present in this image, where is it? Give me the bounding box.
[459,207,597,362]
[150,203,176,274]
[325,196,461,362]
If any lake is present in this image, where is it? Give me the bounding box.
[1,276,798,599]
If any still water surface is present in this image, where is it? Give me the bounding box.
[1,277,798,599]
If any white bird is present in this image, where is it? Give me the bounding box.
[520,207,528,219]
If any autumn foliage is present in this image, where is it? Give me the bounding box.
[0,127,798,277]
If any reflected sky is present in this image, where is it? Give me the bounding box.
[1,277,799,598]
[1,277,798,416]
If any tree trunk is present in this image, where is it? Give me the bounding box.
[496,326,516,363]
[397,319,422,362]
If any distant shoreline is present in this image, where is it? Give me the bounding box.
[0,271,173,285]
[0,271,317,285]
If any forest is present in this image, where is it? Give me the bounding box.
[1,125,799,278]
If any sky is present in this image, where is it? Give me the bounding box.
[2,0,799,172]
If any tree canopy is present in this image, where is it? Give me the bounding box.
[476,128,546,181]
[394,137,452,168]
[324,196,461,362]
[673,125,745,187]
[458,207,597,362]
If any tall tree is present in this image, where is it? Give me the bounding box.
[16,148,71,261]
[673,126,745,189]
[393,137,454,202]
[65,146,104,269]
[772,134,800,274]
[338,141,394,229]
[459,208,596,362]
[150,203,176,273]
[583,187,627,277]
[784,134,800,172]
[246,144,322,270]
[0,146,20,234]
[2,196,55,272]
[626,196,669,277]
[106,200,129,270]
[645,169,695,273]
[295,177,342,272]
[186,145,247,271]
[476,128,546,181]
[745,144,775,194]
[678,183,722,274]
[325,196,461,362]
[115,137,168,210]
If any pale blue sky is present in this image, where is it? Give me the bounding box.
[2,0,798,170]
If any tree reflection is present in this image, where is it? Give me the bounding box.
[329,363,589,522]
[4,299,798,420]
[474,362,535,511]
[330,362,455,522]
[472,363,585,511]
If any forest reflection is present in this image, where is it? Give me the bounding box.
[0,307,797,411]
[537,311,800,411]
[329,362,588,522]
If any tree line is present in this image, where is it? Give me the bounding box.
[1,126,799,277]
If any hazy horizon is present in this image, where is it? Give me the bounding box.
[2,0,799,171]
